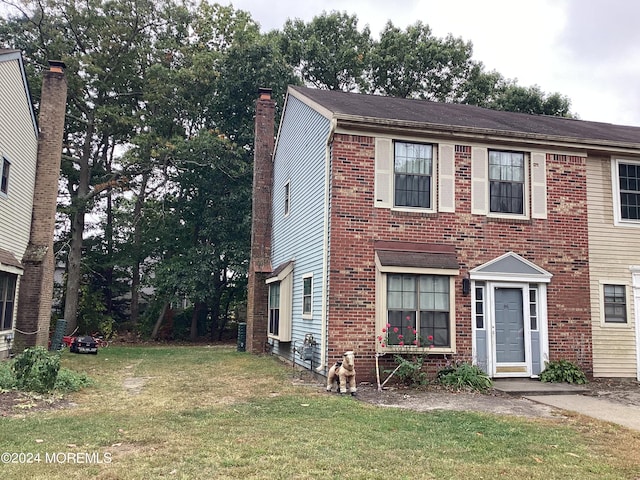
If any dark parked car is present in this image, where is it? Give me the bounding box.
[70,335,98,354]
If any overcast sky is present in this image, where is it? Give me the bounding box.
[227,0,640,127]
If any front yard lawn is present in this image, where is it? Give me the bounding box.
[1,345,639,479]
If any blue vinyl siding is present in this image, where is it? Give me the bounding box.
[270,95,331,367]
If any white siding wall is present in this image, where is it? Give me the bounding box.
[587,156,638,377]
[0,54,38,357]
[270,96,331,367]
[0,57,38,260]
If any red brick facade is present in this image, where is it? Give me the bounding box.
[326,134,592,380]
[246,89,276,353]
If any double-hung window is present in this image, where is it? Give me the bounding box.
[0,272,17,331]
[394,142,433,209]
[489,150,525,214]
[302,275,312,318]
[268,283,281,336]
[284,181,291,217]
[386,274,451,348]
[617,161,640,221]
[1,157,10,195]
[266,261,293,341]
[603,284,627,323]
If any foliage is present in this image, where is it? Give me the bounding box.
[2,349,93,393]
[0,360,16,390]
[437,362,493,392]
[539,359,588,384]
[77,283,115,337]
[11,347,61,393]
[53,368,94,393]
[369,21,474,101]
[387,354,428,386]
[280,11,371,91]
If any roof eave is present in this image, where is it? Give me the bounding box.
[334,115,640,155]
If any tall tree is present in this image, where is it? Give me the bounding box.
[0,0,171,332]
[280,11,371,91]
[369,21,475,100]
[149,131,250,341]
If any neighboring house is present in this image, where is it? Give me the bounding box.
[0,49,39,359]
[587,144,640,379]
[248,85,640,381]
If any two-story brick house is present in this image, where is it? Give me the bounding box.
[247,86,640,381]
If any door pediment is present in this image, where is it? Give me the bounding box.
[470,252,552,283]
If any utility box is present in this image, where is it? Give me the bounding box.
[237,322,247,352]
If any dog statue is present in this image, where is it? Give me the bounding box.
[326,351,357,396]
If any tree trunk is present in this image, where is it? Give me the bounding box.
[151,302,170,339]
[217,293,232,341]
[63,115,95,334]
[190,302,206,342]
[130,172,150,325]
[63,207,86,333]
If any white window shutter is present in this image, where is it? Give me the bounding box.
[471,147,488,215]
[375,138,393,208]
[531,152,547,219]
[438,144,455,212]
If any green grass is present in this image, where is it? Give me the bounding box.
[1,345,639,479]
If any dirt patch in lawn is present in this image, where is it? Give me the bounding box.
[353,383,561,418]
[352,378,640,418]
[0,391,75,418]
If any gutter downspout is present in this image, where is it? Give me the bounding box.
[316,118,337,373]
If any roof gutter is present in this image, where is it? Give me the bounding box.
[334,116,640,156]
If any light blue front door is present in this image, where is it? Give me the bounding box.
[495,288,525,364]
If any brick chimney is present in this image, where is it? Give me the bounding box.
[14,60,67,349]
[246,87,275,353]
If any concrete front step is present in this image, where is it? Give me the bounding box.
[492,379,589,396]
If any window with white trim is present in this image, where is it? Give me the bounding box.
[302,274,312,318]
[284,181,290,216]
[394,142,433,209]
[268,283,281,336]
[0,272,17,331]
[617,160,640,221]
[266,261,293,342]
[385,274,452,348]
[475,284,485,329]
[603,284,627,323]
[529,286,539,331]
[489,150,525,214]
[1,157,10,195]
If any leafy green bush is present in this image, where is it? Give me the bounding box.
[12,347,60,393]
[0,360,16,390]
[54,368,94,393]
[437,362,492,392]
[539,359,587,384]
[387,355,428,386]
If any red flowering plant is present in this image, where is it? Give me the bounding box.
[375,318,434,390]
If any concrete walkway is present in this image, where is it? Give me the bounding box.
[493,379,640,432]
[524,394,640,431]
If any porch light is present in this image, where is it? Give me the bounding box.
[462,277,471,296]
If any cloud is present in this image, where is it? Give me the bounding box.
[560,0,640,62]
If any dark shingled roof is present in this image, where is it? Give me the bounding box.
[0,247,22,269]
[290,85,640,147]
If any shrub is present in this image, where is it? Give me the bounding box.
[0,360,16,390]
[54,368,94,393]
[437,362,492,392]
[388,355,428,386]
[12,346,60,393]
[539,360,587,384]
